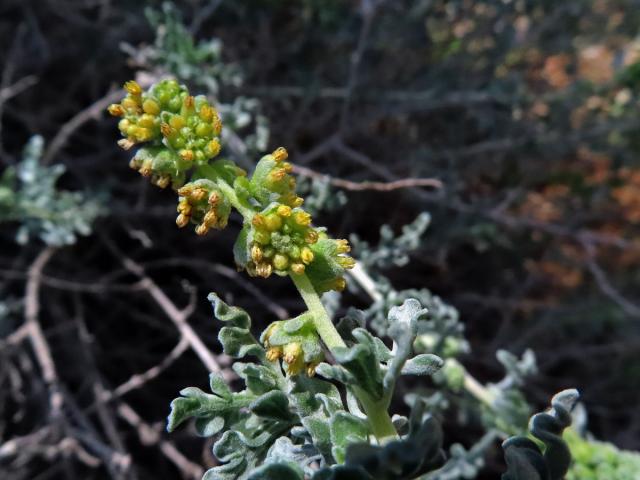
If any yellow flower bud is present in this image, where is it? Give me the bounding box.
[291,263,305,275]
[195,224,209,236]
[300,247,314,265]
[179,149,194,162]
[212,113,222,135]
[122,97,140,111]
[142,99,160,115]
[124,80,142,96]
[108,104,125,116]
[203,210,217,226]
[336,239,351,253]
[169,116,185,130]
[273,253,289,271]
[138,114,156,128]
[206,139,221,158]
[276,205,292,217]
[160,123,173,137]
[191,188,207,201]
[264,213,283,232]
[272,147,288,162]
[199,104,213,121]
[251,245,263,262]
[337,256,356,269]
[256,262,273,278]
[155,175,171,189]
[266,346,282,362]
[176,214,190,228]
[283,342,302,365]
[305,230,319,244]
[293,211,311,226]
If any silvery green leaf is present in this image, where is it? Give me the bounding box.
[330,411,370,463]
[401,354,444,376]
[384,299,428,391]
[250,390,293,422]
[246,462,304,480]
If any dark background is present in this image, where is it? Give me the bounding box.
[1,0,639,478]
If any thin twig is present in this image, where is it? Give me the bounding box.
[293,163,442,191]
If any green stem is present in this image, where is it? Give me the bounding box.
[291,272,398,442]
[290,272,345,350]
[213,176,398,441]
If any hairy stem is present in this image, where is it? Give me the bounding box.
[291,272,398,442]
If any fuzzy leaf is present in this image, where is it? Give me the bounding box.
[330,412,370,463]
[250,390,293,422]
[247,462,305,480]
[401,354,444,376]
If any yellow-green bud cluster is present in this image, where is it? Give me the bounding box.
[109,80,185,148]
[261,318,324,377]
[108,79,223,179]
[239,147,305,209]
[247,203,320,278]
[176,179,231,235]
[160,94,222,166]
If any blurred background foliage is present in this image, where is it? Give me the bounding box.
[0,0,639,478]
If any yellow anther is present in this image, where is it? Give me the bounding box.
[118,138,135,150]
[179,149,194,162]
[336,239,351,253]
[191,188,208,201]
[304,230,319,244]
[306,363,318,377]
[334,277,347,292]
[139,164,153,177]
[142,99,160,115]
[155,175,171,189]
[251,245,263,262]
[256,262,273,278]
[122,97,140,111]
[291,263,305,275]
[212,112,222,135]
[160,123,173,137]
[206,192,218,206]
[283,343,303,365]
[282,162,293,173]
[292,197,304,207]
[199,104,213,121]
[108,104,125,116]
[206,139,221,157]
[183,95,195,109]
[124,80,142,96]
[269,168,287,182]
[178,185,193,196]
[337,256,356,269]
[203,210,217,226]
[195,224,209,236]
[293,211,311,226]
[272,147,288,162]
[266,347,282,362]
[176,214,190,228]
[252,214,265,228]
[300,247,314,265]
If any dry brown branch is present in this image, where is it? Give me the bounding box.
[117,402,204,480]
[24,247,63,414]
[293,164,442,191]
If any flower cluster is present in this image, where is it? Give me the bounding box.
[260,315,324,376]
[108,79,222,185]
[247,203,319,278]
[176,179,231,235]
[110,80,355,293]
